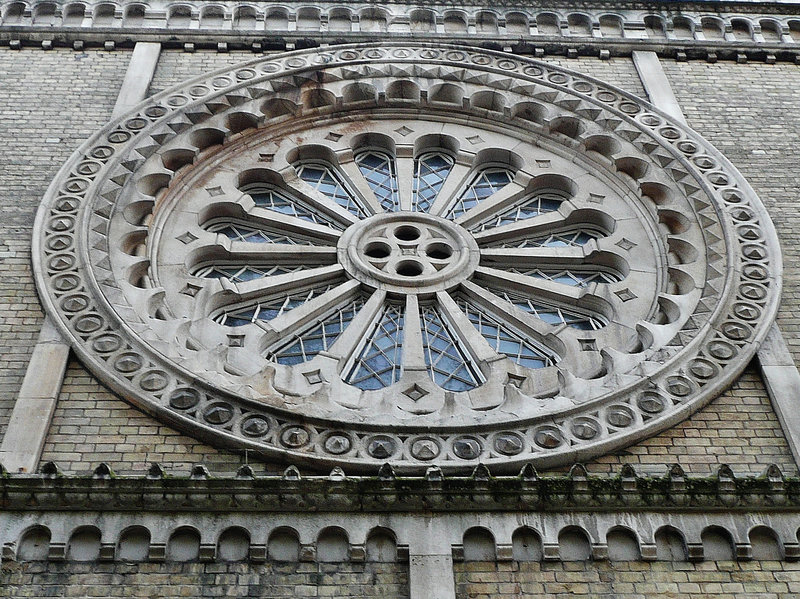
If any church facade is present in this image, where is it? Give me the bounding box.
[2,1,800,597]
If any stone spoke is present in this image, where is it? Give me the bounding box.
[402,294,427,371]
[436,290,502,364]
[338,160,387,215]
[460,279,563,337]
[244,208,342,245]
[427,162,473,217]
[324,288,387,363]
[396,154,415,212]
[260,279,362,348]
[453,182,527,229]
[284,173,362,225]
[218,264,346,305]
[472,266,585,303]
[220,244,338,264]
[479,246,588,267]
[471,211,567,246]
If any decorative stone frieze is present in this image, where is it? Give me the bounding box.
[2,463,800,565]
[0,462,797,513]
[3,0,800,58]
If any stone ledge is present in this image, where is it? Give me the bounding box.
[0,462,796,513]
[1,29,800,63]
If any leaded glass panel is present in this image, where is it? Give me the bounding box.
[487,288,605,330]
[344,304,404,389]
[506,268,621,287]
[267,298,365,365]
[207,222,316,245]
[413,152,454,212]
[473,193,564,231]
[495,229,602,248]
[457,299,554,369]
[196,264,306,283]
[214,285,337,326]
[420,305,481,391]
[245,186,343,230]
[356,151,399,212]
[447,167,513,219]
[295,163,367,217]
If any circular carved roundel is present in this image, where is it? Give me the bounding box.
[34,43,781,473]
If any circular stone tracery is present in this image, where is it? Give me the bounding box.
[33,43,781,473]
[339,213,479,294]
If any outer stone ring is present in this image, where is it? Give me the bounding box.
[32,42,781,472]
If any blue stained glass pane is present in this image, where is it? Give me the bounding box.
[226,315,253,327]
[457,299,555,369]
[504,268,620,288]
[197,264,306,284]
[303,337,325,353]
[345,305,404,390]
[268,298,364,365]
[474,193,563,232]
[296,162,367,217]
[555,275,578,285]
[413,153,454,212]
[420,305,481,391]
[238,269,263,281]
[214,285,336,326]
[246,187,342,230]
[447,167,514,219]
[494,229,602,249]
[207,222,317,245]
[356,151,399,212]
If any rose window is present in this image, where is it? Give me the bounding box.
[158,117,652,410]
[34,44,781,472]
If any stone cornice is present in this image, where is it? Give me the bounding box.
[1,462,796,514]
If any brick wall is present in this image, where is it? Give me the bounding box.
[0,560,409,598]
[454,560,800,598]
[4,558,800,599]
[1,45,800,599]
[147,49,261,95]
[579,364,797,476]
[39,358,244,475]
[0,48,130,445]
[541,56,647,97]
[39,361,797,477]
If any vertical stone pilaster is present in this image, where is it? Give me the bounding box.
[632,51,687,125]
[758,324,800,466]
[0,318,68,472]
[112,42,162,117]
[407,518,457,599]
[410,554,456,599]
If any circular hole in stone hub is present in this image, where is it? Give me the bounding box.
[396,260,424,277]
[364,241,391,259]
[426,242,453,260]
[394,225,421,242]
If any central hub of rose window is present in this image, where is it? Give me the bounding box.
[338,212,480,295]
